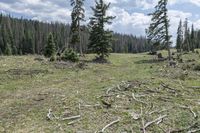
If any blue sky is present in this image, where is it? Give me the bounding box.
[1,0,200,44]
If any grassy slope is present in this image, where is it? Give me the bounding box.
[0,52,200,133]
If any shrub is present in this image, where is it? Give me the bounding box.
[62,49,79,62]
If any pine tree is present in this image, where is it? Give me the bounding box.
[190,24,195,52]
[146,0,172,60]
[88,0,115,60]
[44,33,56,57]
[183,18,190,52]
[176,20,183,52]
[70,0,85,55]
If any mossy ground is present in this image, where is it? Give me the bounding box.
[0,51,200,133]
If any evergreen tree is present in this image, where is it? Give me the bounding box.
[176,20,183,52]
[183,18,190,52]
[146,0,172,60]
[0,14,149,55]
[88,0,115,60]
[44,33,56,57]
[70,0,85,55]
[190,24,195,52]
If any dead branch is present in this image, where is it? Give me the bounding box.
[100,118,120,133]
[161,83,176,93]
[169,122,198,133]
[46,109,53,120]
[62,115,81,121]
[81,104,101,108]
[188,129,200,133]
[143,115,167,131]
[132,93,148,105]
[178,80,184,90]
[106,87,113,95]
[67,119,81,125]
[188,86,200,89]
[148,107,174,115]
[178,105,197,118]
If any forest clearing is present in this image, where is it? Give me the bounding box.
[1,0,200,132]
[0,51,200,132]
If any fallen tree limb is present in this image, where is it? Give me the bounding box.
[178,105,197,118]
[62,115,81,121]
[67,118,81,125]
[106,87,113,95]
[100,118,120,133]
[143,115,167,131]
[169,122,198,133]
[161,83,176,93]
[46,109,52,120]
[132,93,148,105]
[188,129,200,133]
[188,86,200,89]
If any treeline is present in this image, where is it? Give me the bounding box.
[176,18,200,52]
[0,14,149,55]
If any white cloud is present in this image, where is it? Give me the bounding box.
[0,0,200,46]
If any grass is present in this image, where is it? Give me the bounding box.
[0,52,200,132]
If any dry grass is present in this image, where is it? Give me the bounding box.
[0,52,200,132]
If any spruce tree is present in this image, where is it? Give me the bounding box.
[88,0,115,60]
[70,0,85,55]
[146,0,172,60]
[190,24,195,52]
[44,33,56,57]
[183,18,190,52]
[176,20,183,52]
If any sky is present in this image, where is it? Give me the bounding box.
[1,0,200,45]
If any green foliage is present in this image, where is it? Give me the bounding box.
[62,48,79,62]
[44,33,56,58]
[70,0,85,54]
[176,20,183,52]
[0,48,3,55]
[146,0,172,59]
[190,24,195,52]
[4,43,12,55]
[182,18,190,52]
[12,46,18,55]
[0,14,149,55]
[88,0,115,60]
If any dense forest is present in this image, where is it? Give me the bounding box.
[0,14,150,55]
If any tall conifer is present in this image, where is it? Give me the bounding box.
[88,0,115,60]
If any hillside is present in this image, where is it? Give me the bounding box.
[0,52,200,132]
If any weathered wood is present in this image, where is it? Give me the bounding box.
[62,115,81,121]
[100,118,120,132]
[143,115,167,131]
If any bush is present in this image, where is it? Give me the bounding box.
[62,49,79,62]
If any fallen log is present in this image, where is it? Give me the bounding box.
[62,115,81,121]
[132,93,148,105]
[100,118,120,133]
[142,115,167,132]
